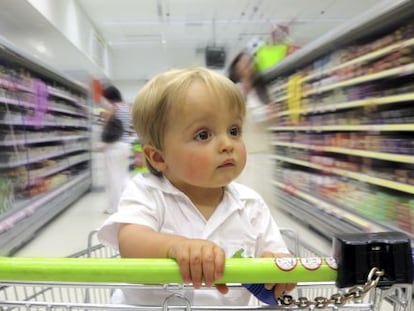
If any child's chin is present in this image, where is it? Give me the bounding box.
[218,176,237,186]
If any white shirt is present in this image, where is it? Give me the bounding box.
[98,173,288,306]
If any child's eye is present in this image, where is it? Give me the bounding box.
[229,126,242,137]
[195,130,211,141]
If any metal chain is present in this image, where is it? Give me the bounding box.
[278,267,384,308]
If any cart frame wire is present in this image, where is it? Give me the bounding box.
[0,229,411,311]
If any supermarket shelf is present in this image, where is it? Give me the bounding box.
[0,95,88,117]
[304,63,414,97]
[27,156,90,184]
[273,187,364,237]
[272,93,414,117]
[272,141,414,164]
[0,172,89,227]
[0,135,88,146]
[273,186,414,243]
[271,154,414,195]
[0,172,91,255]
[50,106,87,117]
[273,180,414,240]
[1,147,89,168]
[0,77,33,93]
[269,33,414,108]
[269,124,414,132]
[0,38,88,95]
[0,95,35,109]
[0,119,88,128]
[263,0,414,245]
[47,86,88,109]
[303,37,414,82]
[268,82,288,95]
[259,0,414,82]
[273,95,288,103]
[0,30,92,256]
[272,180,381,232]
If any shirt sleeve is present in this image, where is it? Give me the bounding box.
[97,177,163,250]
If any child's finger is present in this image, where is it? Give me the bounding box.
[201,246,215,287]
[285,282,296,293]
[170,247,191,284]
[215,284,229,295]
[273,283,287,298]
[189,248,203,288]
[213,246,225,280]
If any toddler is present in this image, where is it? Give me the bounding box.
[98,66,294,306]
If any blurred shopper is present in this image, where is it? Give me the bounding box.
[101,85,131,214]
[228,51,273,206]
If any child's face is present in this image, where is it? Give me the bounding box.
[160,81,246,190]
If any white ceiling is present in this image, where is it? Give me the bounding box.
[0,0,389,101]
[76,0,382,82]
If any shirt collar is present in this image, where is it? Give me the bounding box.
[139,173,255,210]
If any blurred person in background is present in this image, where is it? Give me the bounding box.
[228,51,273,206]
[101,85,131,214]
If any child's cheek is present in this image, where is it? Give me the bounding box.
[184,151,210,179]
[238,144,247,165]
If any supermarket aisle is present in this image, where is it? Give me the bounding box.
[14,190,108,257]
[14,187,332,257]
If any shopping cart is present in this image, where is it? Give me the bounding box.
[0,229,411,311]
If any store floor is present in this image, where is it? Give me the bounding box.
[14,188,332,257]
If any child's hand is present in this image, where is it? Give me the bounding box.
[167,238,228,294]
[261,252,296,298]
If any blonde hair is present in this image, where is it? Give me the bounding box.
[132,66,246,175]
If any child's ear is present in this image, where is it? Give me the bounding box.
[143,144,166,172]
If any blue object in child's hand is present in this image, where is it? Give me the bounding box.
[243,283,278,305]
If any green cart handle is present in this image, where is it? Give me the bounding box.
[0,256,337,284]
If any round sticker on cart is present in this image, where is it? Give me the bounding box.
[324,257,338,270]
[275,257,297,271]
[300,257,322,271]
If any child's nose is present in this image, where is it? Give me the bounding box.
[219,135,234,153]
